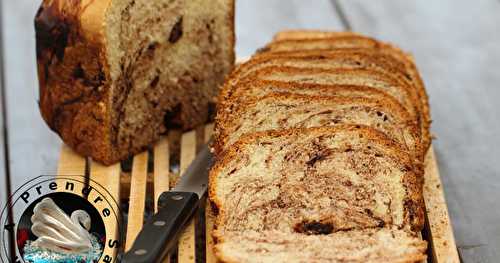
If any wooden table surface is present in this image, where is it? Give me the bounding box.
[1,1,499,262]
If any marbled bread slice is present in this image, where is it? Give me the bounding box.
[214,93,421,163]
[215,82,391,139]
[210,126,426,262]
[218,67,421,130]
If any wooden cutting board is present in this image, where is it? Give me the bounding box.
[56,123,459,263]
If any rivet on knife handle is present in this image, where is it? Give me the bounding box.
[121,191,199,263]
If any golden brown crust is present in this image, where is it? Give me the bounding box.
[36,0,115,163]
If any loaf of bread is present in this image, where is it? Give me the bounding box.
[210,30,431,262]
[35,0,234,164]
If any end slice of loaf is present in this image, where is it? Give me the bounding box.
[35,0,234,164]
[210,126,426,262]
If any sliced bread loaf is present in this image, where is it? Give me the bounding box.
[210,126,426,261]
[35,0,234,164]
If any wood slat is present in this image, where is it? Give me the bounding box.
[154,137,170,212]
[57,144,86,175]
[178,130,197,263]
[125,151,149,251]
[424,147,460,262]
[89,161,121,261]
[153,137,171,263]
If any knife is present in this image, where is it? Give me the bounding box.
[121,144,213,263]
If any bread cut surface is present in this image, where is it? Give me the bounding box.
[214,93,421,162]
[210,126,426,261]
[36,0,234,164]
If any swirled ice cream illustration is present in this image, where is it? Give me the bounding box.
[22,198,103,263]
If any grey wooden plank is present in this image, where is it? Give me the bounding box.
[0,0,12,257]
[236,0,343,57]
[2,0,60,221]
[338,1,500,261]
[0,36,6,232]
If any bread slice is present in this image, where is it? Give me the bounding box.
[217,229,427,263]
[214,93,421,163]
[256,31,431,151]
[272,30,362,41]
[35,0,235,164]
[210,126,426,261]
[219,67,421,126]
[258,35,380,54]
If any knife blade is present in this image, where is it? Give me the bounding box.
[122,143,213,263]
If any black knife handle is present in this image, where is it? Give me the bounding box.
[121,191,199,263]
